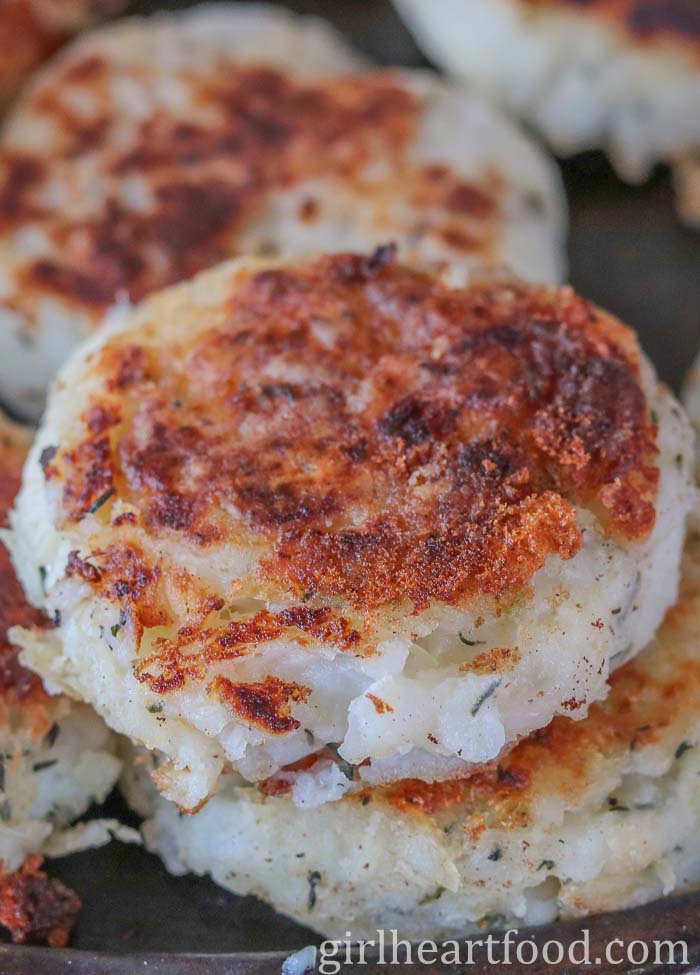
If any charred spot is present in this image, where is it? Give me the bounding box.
[277,606,361,650]
[344,438,369,462]
[112,511,137,527]
[61,435,114,521]
[378,396,432,446]
[364,242,398,275]
[453,323,526,357]
[298,197,319,223]
[0,857,80,948]
[446,183,496,218]
[209,674,311,734]
[377,395,457,449]
[260,383,296,401]
[84,402,121,435]
[330,244,398,284]
[107,345,148,391]
[436,228,481,253]
[148,491,195,532]
[66,550,101,584]
[0,156,42,227]
[561,696,585,711]
[150,181,241,266]
[246,268,308,304]
[65,116,110,156]
[239,483,337,529]
[625,0,700,38]
[39,445,57,474]
[60,54,105,82]
[454,439,524,482]
[23,259,117,307]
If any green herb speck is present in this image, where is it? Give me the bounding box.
[471,679,501,716]
[84,487,116,517]
[325,743,356,781]
[459,632,486,647]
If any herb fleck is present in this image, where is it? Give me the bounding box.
[459,632,486,647]
[307,870,321,910]
[418,886,445,905]
[44,724,60,748]
[325,743,356,781]
[84,487,116,517]
[471,679,501,716]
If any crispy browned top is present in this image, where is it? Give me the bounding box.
[529,0,700,51]
[0,58,515,328]
[49,253,658,629]
[0,418,51,724]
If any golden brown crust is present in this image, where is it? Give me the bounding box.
[1,61,523,334]
[0,417,52,728]
[51,253,658,645]
[133,605,362,695]
[209,675,311,735]
[0,855,80,947]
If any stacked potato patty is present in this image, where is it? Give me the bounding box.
[0,3,565,419]
[0,411,122,945]
[124,527,700,938]
[8,251,694,826]
[394,0,700,224]
[1,2,697,946]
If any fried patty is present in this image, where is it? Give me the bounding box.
[0,3,565,419]
[123,525,700,939]
[395,0,700,221]
[0,410,122,944]
[124,524,700,940]
[9,251,694,813]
